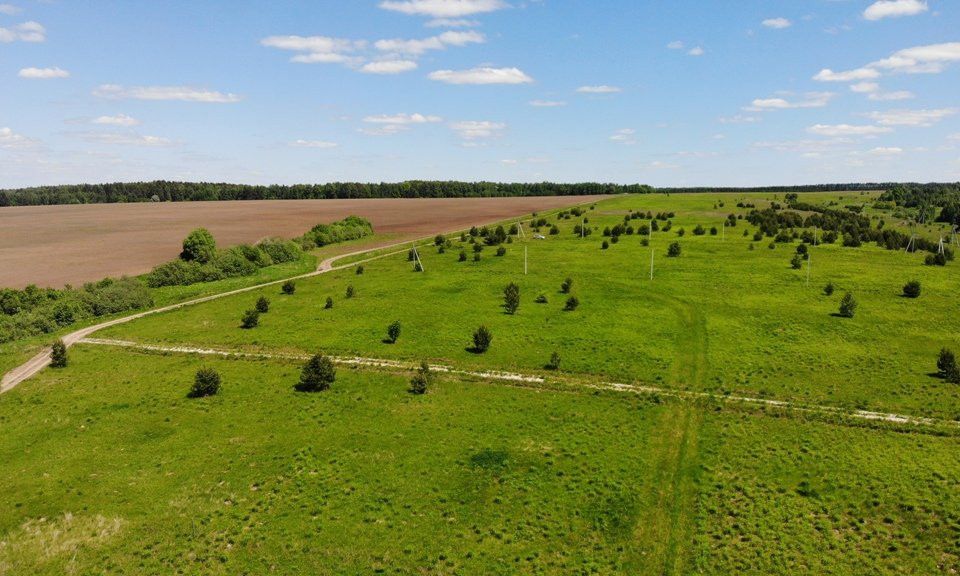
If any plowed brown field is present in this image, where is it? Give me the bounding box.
[0,196,604,288]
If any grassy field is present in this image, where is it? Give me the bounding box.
[99,192,960,419]
[3,191,959,574]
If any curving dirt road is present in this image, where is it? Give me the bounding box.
[0,241,410,394]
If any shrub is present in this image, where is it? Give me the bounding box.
[325,297,334,309]
[693,225,706,236]
[546,351,561,370]
[838,292,857,318]
[473,243,483,253]
[602,240,609,250]
[561,278,573,294]
[535,293,548,304]
[414,261,423,272]
[180,228,217,263]
[902,280,921,298]
[564,296,580,311]
[610,235,619,244]
[434,234,445,246]
[407,249,416,262]
[255,296,270,313]
[241,309,260,329]
[473,253,481,262]
[925,253,947,266]
[282,280,296,295]
[296,354,336,392]
[188,367,221,398]
[257,238,302,264]
[710,226,718,236]
[387,320,401,343]
[676,228,686,237]
[496,246,507,257]
[667,242,682,257]
[549,225,560,235]
[823,282,835,296]
[409,361,432,395]
[790,254,804,270]
[472,325,492,353]
[356,265,364,275]
[346,285,355,299]
[50,339,68,368]
[458,251,467,262]
[938,349,959,382]
[503,282,520,314]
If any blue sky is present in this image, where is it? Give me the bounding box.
[1,0,958,188]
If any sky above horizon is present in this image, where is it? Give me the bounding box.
[1,0,959,188]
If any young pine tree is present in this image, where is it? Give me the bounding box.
[503,282,520,314]
[50,339,68,368]
[296,354,336,392]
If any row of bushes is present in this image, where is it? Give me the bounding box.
[297,216,373,249]
[0,278,153,344]
[146,237,303,287]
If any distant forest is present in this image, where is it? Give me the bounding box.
[0,180,958,208]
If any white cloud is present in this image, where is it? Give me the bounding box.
[92,114,140,127]
[72,131,174,147]
[363,113,442,125]
[374,30,484,55]
[718,114,761,124]
[92,85,241,103]
[379,0,508,18]
[0,126,36,149]
[260,35,366,66]
[648,161,680,170]
[0,4,21,15]
[864,108,957,127]
[0,21,45,43]
[291,139,338,148]
[18,67,70,79]
[948,133,960,141]
[813,67,880,82]
[687,46,705,56]
[609,128,637,144]
[867,146,903,155]
[425,18,480,28]
[864,0,928,21]
[762,17,791,29]
[360,60,418,74]
[869,42,960,75]
[868,90,914,101]
[449,120,506,140]
[500,159,518,165]
[748,92,834,110]
[850,82,879,93]
[666,40,684,50]
[807,124,893,136]
[576,85,621,94]
[529,99,566,107]
[429,66,532,84]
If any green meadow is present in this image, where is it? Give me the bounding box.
[2,191,959,575]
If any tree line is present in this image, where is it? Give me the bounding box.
[0,180,654,207]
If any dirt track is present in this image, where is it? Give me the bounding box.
[0,196,602,288]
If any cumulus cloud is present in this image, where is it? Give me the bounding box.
[576,85,621,94]
[291,139,338,148]
[813,68,881,82]
[868,90,914,101]
[18,67,69,79]
[92,114,140,127]
[666,40,684,50]
[379,0,509,18]
[429,66,532,84]
[0,21,45,43]
[747,92,834,111]
[609,128,637,144]
[0,4,21,15]
[360,60,418,74]
[71,131,174,147]
[93,85,241,103]
[806,124,893,136]
[261,35,366,67]
[850,82,879,93]
[687,46,705,56]
[425,18,480,28]
[718,114,761,124]
[0,126,36,149]
[864,108,957,127]
[364,113,442,124]
[864,0,928,21]
[374,30,484,55]
[762,17,791,29]
[867,146,903,155]
[529,99,566,107]
[449,120,506,140]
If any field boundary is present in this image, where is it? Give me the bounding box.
[75,337,960,434]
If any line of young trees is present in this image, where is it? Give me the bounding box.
[0,181,655,207]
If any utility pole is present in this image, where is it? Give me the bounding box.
[806,252,811,286]
[524,246,528,275]
[649,249,654,280]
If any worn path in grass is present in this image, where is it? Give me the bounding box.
[0,245,407,394]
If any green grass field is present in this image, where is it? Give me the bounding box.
[3,191,959,575]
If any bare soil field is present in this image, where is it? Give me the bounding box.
[0,196,603,288]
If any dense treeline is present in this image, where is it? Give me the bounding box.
[662,182,960,195]
[0,181,654,206]
[877,183,960,225]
